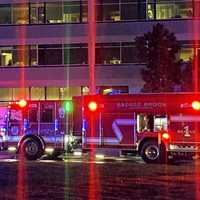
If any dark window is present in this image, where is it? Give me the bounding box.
[96,44,120,64]
[139,1,146,19]
[38,45,62,65]
[121,43,138,63]
[64,44,88,64]
[30,45,38,66]
[121,2,138,20]
[96,2,120,21]
[41,109,53,123]
[29,109,37,122]
[0,4,11,24]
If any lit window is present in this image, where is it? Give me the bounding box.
[63,2,80,23]
[46,3,63,23]
[12,4,29,24]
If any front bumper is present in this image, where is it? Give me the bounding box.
[167,144,200,159]
[168,144,200,152]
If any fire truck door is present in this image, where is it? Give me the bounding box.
[0,105,8,144]
[84,112,101,146]
[101,113,136,146]
[8,108,23,143]
[39,102,57,146]
[28,102,39,136]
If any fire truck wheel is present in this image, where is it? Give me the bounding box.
[21,138,43,160]
[140,140,166,164]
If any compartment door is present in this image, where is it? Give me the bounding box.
[101,113,136,146]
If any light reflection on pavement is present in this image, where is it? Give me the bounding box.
[0,153,199,200]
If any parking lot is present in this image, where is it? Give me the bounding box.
[0,152,200,200]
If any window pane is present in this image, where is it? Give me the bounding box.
[121,43,138,63]
[82,3,88,22]
[0,47,13,66]
[174,2,193,18]
[97,3,120,21]
[156,1,193,19]
[147,3,155,19]
[46,87,60,100]
[63,2,80,23]
[121,2,138,20]
[12,88,29,100]
[139,2,146,19]
[12,4,29,24]
[13,46,29,66]
[64,45,87,64]
[59,87,81,100]
[156,3,174,19]
[179,47,194,61]
[46,3,63,23]
[30,3,45,24]
[0,5,11,24]
[154,115,168,131]
[96,44,120,64]
[38,45,62,65]
[0,88,12,101]
[30,45,38,66]
[31,87,45,100]
[41,108,53,123]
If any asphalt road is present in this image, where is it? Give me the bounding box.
[0,155,199,200]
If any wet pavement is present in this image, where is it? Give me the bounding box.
[0,152,200,200]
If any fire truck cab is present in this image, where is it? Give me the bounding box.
[0,100,73,160]
[73,93,200,163]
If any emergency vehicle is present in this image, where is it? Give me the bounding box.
[0,100,74,160]
[73,93,200,163]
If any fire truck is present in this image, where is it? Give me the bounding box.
[0,100,74,160]
[1,93,200,163]
[73,93,200,163]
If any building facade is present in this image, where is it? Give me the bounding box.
[0,0,197,100]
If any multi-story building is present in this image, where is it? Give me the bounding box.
[0,0,197,100]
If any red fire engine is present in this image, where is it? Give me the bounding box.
[73,93,200,163]
[0,100,74,160]
[1,93,200,163]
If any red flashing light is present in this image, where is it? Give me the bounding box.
[192,101,200,111]
[162,133,170,140]
[19,99,27,108]
[88,101,97,112]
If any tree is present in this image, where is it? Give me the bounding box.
[180,58,200,92]
[135,23,182,93]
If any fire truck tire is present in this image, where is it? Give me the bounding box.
[140,140,166,164]
[21,138,43,160]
